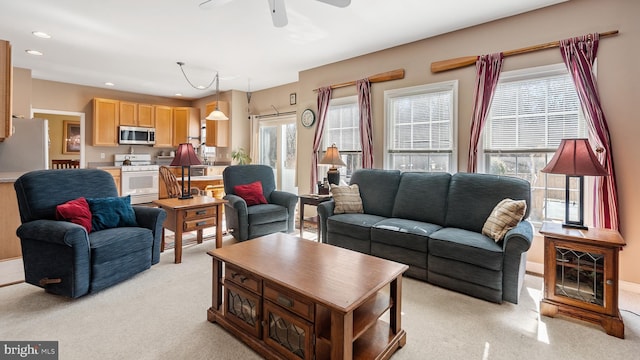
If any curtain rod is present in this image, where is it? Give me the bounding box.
[431,30,619,73]
[254,111,296,119]
[313,69,405,92]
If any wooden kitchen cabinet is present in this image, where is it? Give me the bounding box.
[92,98,119,146]
[137,103,154,127]
[173,106,200,147]
[100,168,121,195]
[1,39,12,142]
[154,105,173,148]
[119,101,137,126]
[0,181,21,260]
[205,101,229,147]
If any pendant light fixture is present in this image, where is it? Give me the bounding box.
[176,61,229,120]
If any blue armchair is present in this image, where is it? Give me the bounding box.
[222,165,298,241]
[14,169,166,298]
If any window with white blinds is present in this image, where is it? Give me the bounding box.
[322,96,361,182]
[482,64,587,226]
[385,81,457,172]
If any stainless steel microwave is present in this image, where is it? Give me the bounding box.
[119,126,156,145]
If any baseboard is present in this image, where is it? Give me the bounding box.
[526,260,640,295]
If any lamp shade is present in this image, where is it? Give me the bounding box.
[541,138,608,176]
[205,109,229,121]
[170,143,202,166]
[319,144,346,167]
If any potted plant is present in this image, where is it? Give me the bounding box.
[231,147,251,165]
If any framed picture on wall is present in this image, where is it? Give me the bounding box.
[290,93,297,105]
[63,120,81,154]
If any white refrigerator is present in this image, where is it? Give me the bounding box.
[0,118,48,171]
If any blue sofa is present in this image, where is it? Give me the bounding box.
[14,169,167,298]
[317,169,533,304]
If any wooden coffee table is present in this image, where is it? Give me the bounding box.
[207,233,408,359]
[153,196,227,264]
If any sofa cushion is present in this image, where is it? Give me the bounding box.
[87,195,138,232]
[327,213,387,241]
[330,184,364,214]
[247,204,288,225]
[89,227,153,264]
[392,172,451,225]
[482,198,527,242]
[429,227,504,271]
[371,218,440,252]
[56,197,92,233]
[234,181,268,206]
[349,169,401,218]
[444,173,530,233]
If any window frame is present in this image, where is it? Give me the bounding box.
[321,95,361,183]
[480,63,590,228]
[383,80,458,173]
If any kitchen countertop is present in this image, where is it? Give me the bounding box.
[0,172,27,183]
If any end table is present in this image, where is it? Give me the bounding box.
[298,194,332,241]
[539,222,626,338]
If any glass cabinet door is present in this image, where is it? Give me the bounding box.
[263,300,314,360]
[225,282,262,338]
[547,239,614,315]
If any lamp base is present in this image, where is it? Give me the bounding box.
[327,168,340,185]
[178,194,193,200]
[562,222,588,230]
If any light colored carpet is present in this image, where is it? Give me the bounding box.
[1,237,638,360]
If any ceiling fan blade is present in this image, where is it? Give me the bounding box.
[316,0,351,7]
[268,0,288,27]
[199,0,234,10]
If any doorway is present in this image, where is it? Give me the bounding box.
[257,115,297,194]
[32,109,85,168]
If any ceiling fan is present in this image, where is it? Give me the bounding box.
[199,0,351,27]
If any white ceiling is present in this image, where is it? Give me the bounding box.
[0,0,566,99]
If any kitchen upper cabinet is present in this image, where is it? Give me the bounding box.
[137,104,154,127]
[120,102,154,128]
[119,101,137,126]
[93,98,119,146]
[0,39,12,142]
[205,101,229,147]
[154,105,173,148]
[173,107,200,147]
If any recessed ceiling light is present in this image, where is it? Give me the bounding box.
[105,82,115,86]
[25,49,43,56]
[32,31,51,39]
[175,93,183,97]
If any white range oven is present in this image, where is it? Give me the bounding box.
[114,154,159,204]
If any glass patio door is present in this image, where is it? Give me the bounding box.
[258,116,297,194]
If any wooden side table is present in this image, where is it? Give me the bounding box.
[153,196,227,264]
[539,222,626,338]
[298,194,332,240]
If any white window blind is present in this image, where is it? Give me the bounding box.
[385,81,457,172]
[322,96,361,182]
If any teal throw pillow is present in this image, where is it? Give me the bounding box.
[86,195,138,232]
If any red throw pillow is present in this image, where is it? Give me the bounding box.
[56,197,92,233]
[234,181,268,206]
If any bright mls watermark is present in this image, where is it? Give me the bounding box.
[0,342,58,359]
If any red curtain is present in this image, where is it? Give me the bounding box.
[467,53,504,173]
[311,87,333,191]
[357,79,374,168]
[560,33,619,230]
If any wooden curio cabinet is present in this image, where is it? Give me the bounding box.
[540,222,626,338]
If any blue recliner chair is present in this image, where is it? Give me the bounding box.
[223,165,298,241]
[14,169,166,298]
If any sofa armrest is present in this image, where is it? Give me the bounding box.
[502,220,534,254]
[501,220,534,303]
[317,200,335,244]
[270,190,299,233]
[224,194,248,214]
[17,219,90,249]
[133,206,167,264]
